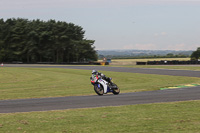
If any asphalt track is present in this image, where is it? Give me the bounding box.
[1,65,200,113]
[1,86,200,113]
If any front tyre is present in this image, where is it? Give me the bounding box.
[94,84,104,96]
[112,83,120,95]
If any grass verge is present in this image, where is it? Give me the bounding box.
[1,67,200,100]
[0,100,200,133]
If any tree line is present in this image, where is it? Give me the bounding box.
[99,54,189,60]
[191,47,200,60]
[0,18,97,63]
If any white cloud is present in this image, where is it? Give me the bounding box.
[161,32,167,35]
[122,43,199,51]
[154,33,159,37]
[154,32,167,37]
[166,43,199,51]
[123,43,157,50]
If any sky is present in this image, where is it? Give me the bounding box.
[1,0,200,51]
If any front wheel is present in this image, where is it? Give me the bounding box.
[112,83,120,95]
[94,84,104,96]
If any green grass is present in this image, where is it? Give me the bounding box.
[0,100,200,133]
[1,67,200,100]
[1,67,200,133]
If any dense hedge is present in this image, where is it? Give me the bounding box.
[0,18,97,63]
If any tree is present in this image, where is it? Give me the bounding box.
[191,47,200,60]
[0,18,97,63]
[0,19,5,61]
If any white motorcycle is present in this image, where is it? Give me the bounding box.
[90,76,120,95]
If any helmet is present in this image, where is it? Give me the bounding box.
[92,70,98,74]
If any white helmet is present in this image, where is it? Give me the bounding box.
[92,70,97,74]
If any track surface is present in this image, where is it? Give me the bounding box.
[1,86,200,113]
[1,65,200,113]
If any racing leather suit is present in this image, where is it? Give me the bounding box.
[91,72,112,84]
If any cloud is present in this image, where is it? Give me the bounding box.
[123,43,157,50]
[166,43,199,51]
[122,43,199,51]
[161,32,167,35]
[154,32,167,37]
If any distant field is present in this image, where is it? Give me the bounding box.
[1,100,200,132]
[105,58,200,71]
[1,67,200,100]
[101,58,200,71]
[109,58,190,65]
[115,65,200,71]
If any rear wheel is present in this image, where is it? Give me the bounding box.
[112,83,120,95]
[94,84,104,95]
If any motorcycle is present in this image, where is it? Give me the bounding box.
[90,75,120,95]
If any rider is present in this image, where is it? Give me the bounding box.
[91,70,112,85]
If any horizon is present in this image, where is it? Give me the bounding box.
[96,49,194,51]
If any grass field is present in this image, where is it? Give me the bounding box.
[0,100,200,133]
[1,67,200,100]
[1,66,200,133]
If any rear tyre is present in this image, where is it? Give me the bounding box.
[112,83,120,95]
[94,84,104,96]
